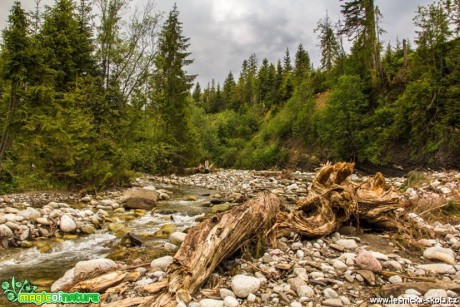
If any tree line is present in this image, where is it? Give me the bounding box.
[0,0,458,192]
[191,0,459,170]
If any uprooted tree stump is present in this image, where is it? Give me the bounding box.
[275,162,403,237]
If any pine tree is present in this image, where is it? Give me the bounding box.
[339,0,383,84]
[152,4,196,168]
[40,0,84,90]
[223,71,236,110]
[0,1,33,173]
[293,44,311,84]
[315,13,340,73]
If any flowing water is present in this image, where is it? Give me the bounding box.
[0,185,214,306]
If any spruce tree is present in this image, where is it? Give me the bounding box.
[153,4,196,169]
[0,1,32,173]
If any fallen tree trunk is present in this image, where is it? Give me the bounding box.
[147,192,280,306]
[275,162,402,237]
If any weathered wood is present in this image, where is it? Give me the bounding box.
[71,271,126,293]
[148,192,280,306]
[381,282,460,297]
[275,162,402,237]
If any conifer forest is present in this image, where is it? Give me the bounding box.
[0,0,459,192]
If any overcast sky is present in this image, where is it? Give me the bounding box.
[1,0,433,86]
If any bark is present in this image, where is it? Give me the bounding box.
[147,192,280,306]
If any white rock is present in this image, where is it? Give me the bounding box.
[17,208,41,221]
[135,278,154,287]
[36,217,51,225]
[424,289,447,299]
[164,242,178,252]
[417,264,456,274]
[322,298,343,307]
[51,268,75,291]
[74,258,117,277]
[332,260,348,270]
[247,293,256,302]
[335,239,358,249]
[297,285,315,298]
[220,288,235,299]
[296,250,305,259]
[291,302,302,307]
[169,232,187,245]
[370,251,389,261]
[199,299,224,307]
[223,296,239,307]
[231,275,261,298]
[405,289,422,296]
[150,256,173,271]
[388,275,402,284]
[59,214,77,233]
[0,224,13,238]
[324,288,339,299]
[423,247,456,265]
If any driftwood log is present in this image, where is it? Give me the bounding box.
[275,162,402,237]
[146,192,280,306]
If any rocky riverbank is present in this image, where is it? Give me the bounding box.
[1,168,460,306]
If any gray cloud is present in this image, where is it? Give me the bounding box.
[1,0,434,85]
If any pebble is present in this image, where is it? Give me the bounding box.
[247,293,256,303]
[223,296,239,307]
[199,299,224,307]
[323,288,339,299]
[355,249,382,272]
[150,256,173,271]
[169,232,187,245]
[335,239,358,249]
[423,246,456,265]
[388,275,402,283]
[220,288,235,299]
[296,286,313,299]
[417,263,456,274]
[59,215,77,233]
[424,289,447,299]
[231,275,260,298]
[0,224,14,238]
[323,298,344,306]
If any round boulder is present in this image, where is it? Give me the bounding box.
[231,275,261,298]
[60,214,77,233]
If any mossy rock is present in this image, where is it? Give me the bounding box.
[62,234,78,240]
[210,203,231,214]
[34,240,58,253]
[402,171,432,189]
[153,224,177,238]
[106,246,168,262]
[184,195,198,201]
[134,209,147,217]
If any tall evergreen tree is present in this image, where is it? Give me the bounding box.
[315,13,340,73]
[339,0,383,84]
[0,1,33,173]
[293,44,311,84]
[152,4,196,168]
